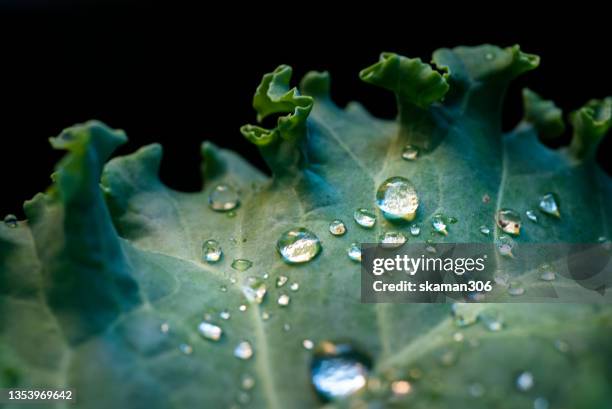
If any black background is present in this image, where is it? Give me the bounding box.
[1,2,610,218]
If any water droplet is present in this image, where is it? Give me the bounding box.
[401,144,419,161]
[283,323,291,332]
[410,224,420,236]
[432,214,448,235]
[241,374,255,390]
[3,214,18,228]
[220,310,231,320]
[290,282,299,292]
[439,349,456,366]
[496,209,521,235]
[539,263,556,281]
[220,285,228,292]
[469,382,485,397]
[329,219,347,236]
[354,208,376,228]
[375,177,419,221]
[229,277,237,284]
[453,332,464,342]
[516,371,534,391]
[234,341,253,360]
[239,304,247,312]
[160,322,169,333]
[276,275,288,288]
[179,343,193,355]
[507,282,525,296]
[202,239,222,263]
[526,210,538,223]
[451,304,479,327]
[310,342,371,401]
[379,231,407,248]
[480,312,503,331]
[277,294,290,307]
[303,339,314,350]
[347,243,361,262]
[496,235,515,257]
[242,277,267,304]
[554,339,570,353]
[227,210,236,218]
[232,259,253,271]
[539,193,560,218]
[198,321,223,341]
[391,380,412,396]
[261,311,270,320]
[485,52,494,60]
[479,225,490,236]
[209,184,240,212]
[277,228,321,264]
[533,397,549,409]
[425,244,436,254]
[482,194,491,204]
[237,391,250,404]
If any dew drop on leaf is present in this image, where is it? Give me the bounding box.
[539,263,557,281]
[209,184,240,212]
[310,341,371,401]
[379,231,407,248]
[482,194,491,204]
[534,397,549,409]
[276,275,288,288]
[283,323,291,332]
[276,228,321,264]
[480,312,503,331]
[3,214,18,228]
[234,341,253,360]
[451,304,479,327]
[539,193,560,218]
[303,339,314,350]
[526,210,538,223]
[239,304,247,312]
[241,374,255,390]
[496,235,515,257]
[410,224,421,236]
[242,278,267,304]
[516,371,534,391]
[261,311,270,321]
[277,294,290,307]
[554,339,570,353]
[179,343,193,355]
[469,382,485,397]
[220,285,228,293]
[479,225,490,236]
[231,259,253,271]
[401,144,419,161]
[347,243,362,262]
[160,322,169,333]
[353,208,376,228]
[496,209,521,235]
[507,282,525,296]
[198,321,223,341]
[219,310,231,320]
[329,219,347,236]
[290,282,299,292]
[432,214,448,235]
[375,177,419,221]
[202,239,222,263]
[391,380,412,396]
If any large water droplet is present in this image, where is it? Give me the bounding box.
[202,239,223,263]
[232,259,253,271]
[516,371,534,391]
[526,210,538,223]
[539,193,560,218]
[234,341,254,360]
[401,145,419,161]
[3,214,18,228]
[329,220,347,236]
[209,184,240,212]
[431,214,448,235]
[354,208,376,228]
[410,224,421,236]
[379,231,407,248]
[310,342,371,401]
[375,177,419,221]
[496,209,521,235]
[347,243,361,262]
[198,321,223,341]
[277,228,321,264]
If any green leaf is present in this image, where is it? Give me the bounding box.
[1,45,612,409]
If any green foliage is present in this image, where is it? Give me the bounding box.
[1,44,611,409]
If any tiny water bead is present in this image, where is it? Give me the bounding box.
[379,231,407,248]
[539,263,557,281]
[277,228,322,264]
[198,321,223,341]
[516,371,534,391]
[482,194,491,204]
[303,339,314,350]
[329,220,347,236]
[401,144,419,161]
[310,342,371,401]
[232,259,253,271]
[526,210,538,223]
[496,209,521,235]
[347,243,362,262]
[160,322,169,333]
[209,184,240,212]
[354,208,376,228]
[239,304,247,312]
[179,343,193,355]
[243,278,267,304]
[539,193,560,218]
[469,383,485,398]
[241,374,255,390]
[283,323,291,332]
[480,312,504,331]
[220,310,231,320]
[410,224,421,236]
[290,282,300,292]
[431,214,448,235]
[533,397,549,409]
[3,214,18,228]
[277,294,291,307]
[507,282,525,296]
[496,235,515,257]
[375,177,419,221]
[479,225,491,236]
[202,240,222,263]
[276,275,288,288]
[234,341,254,360]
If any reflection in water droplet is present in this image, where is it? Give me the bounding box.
[276,275,288,288]
[391,380,412,396]
[303,339,314,350]
[526,210,538,223]
[380,231,407,248]
[277,294,290,307]
[401,145,419,161]
[209,184,240,212]
[410,224,421,236]
[179,343,193,355]
[241,374,255,390]
[3,214,18,228]
[496,235,515,257]
[479,225,490,236]
[539,193,560,218]
[202,239,222,263]
[534,397,549,409]
[376,177,419,221]
[354,208,376,228]
[277,228,321,264]
[234,341,254,360]
[310,342,371,401]
[432,214,448,235]
[347,243,362,262]
[198,321,223,341]
[329,220,347,236]
[220,310,231,320]
[160,322,169,333]
[516,371,534,391]
[496,209,521,235]
[290,282,300,292]
[232,259,253,271]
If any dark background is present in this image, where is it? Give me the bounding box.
[1,2,610,218]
